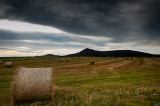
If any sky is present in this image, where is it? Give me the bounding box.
[0,0,160,57]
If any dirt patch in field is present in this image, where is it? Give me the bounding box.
[55,59,124,69]
[107,60,132,70]
[150,59,160,65]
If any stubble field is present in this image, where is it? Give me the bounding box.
[0,57,160,106]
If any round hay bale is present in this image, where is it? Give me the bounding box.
[60,58,64,62]
[90,60,95,65]
[5,62,13,68]
[12,67,54,104]
[34,58,38,60]
[0,61,2,64]
[66,58,70,62]
[130,58,134,60]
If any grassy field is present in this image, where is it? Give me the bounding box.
[0,57,160,106]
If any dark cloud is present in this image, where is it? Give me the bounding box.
[0,0,160,56]
[0,0,159,38]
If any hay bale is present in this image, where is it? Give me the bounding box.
[105,57,110,60]
[130,58,133,60]
[5,62,13,67]
[12,67,54,104]
[0,61,2,64]
[34,58,38,60]
[60,58,64,62]
[66,58,70,62]
[90,60,95,65]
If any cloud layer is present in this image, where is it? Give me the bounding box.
[0,0,160,56]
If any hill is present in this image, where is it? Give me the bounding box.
[38,54,59,57]
[66,48,159,57]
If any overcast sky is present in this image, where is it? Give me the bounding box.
[0,0,160,57]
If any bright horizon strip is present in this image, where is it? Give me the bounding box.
[0,19,62,33]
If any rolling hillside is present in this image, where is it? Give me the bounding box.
[66,48,159,57]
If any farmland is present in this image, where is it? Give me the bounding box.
[0,57,160,105]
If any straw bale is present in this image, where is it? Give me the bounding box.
[66,58,70,62]
[12,67,54,104]
[34,58,38,60]
[60,58,64,62]
[5,62,13,67]
[90,60,95,65]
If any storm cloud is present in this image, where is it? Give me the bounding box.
[0,0,160,56]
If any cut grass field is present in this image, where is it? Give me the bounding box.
[0,57,160,105]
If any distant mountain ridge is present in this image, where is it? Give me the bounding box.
[39,54,59,57]
[1,48,159,58]
[66,48,160,57]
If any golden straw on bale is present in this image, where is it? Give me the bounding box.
[90,60,95,65]
[12,67,54,105]
[5,62,13,67]
[60,58,64,62]
[66,58,70,62]
[34,58,38,60]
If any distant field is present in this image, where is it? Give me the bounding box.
[0,57,160,105]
